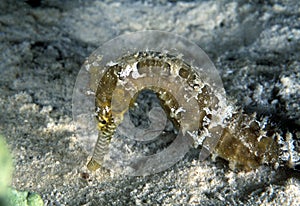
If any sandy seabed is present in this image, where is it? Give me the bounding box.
[0,0,299,205]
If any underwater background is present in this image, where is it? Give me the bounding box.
[0,0,299,205]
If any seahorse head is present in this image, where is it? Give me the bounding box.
[95,103,115,133]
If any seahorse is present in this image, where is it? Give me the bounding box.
[86,51,223,173]
[73,31,299,175]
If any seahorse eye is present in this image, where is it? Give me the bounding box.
[97,116,109,128]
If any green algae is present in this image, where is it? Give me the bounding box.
[0,134,13,197]
[6,188,43,206]
[0,134,43,206]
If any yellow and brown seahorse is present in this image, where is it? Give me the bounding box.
[86,51,221,172]
[73,31,299,175]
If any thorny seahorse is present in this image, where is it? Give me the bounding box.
[86,51,299,172]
